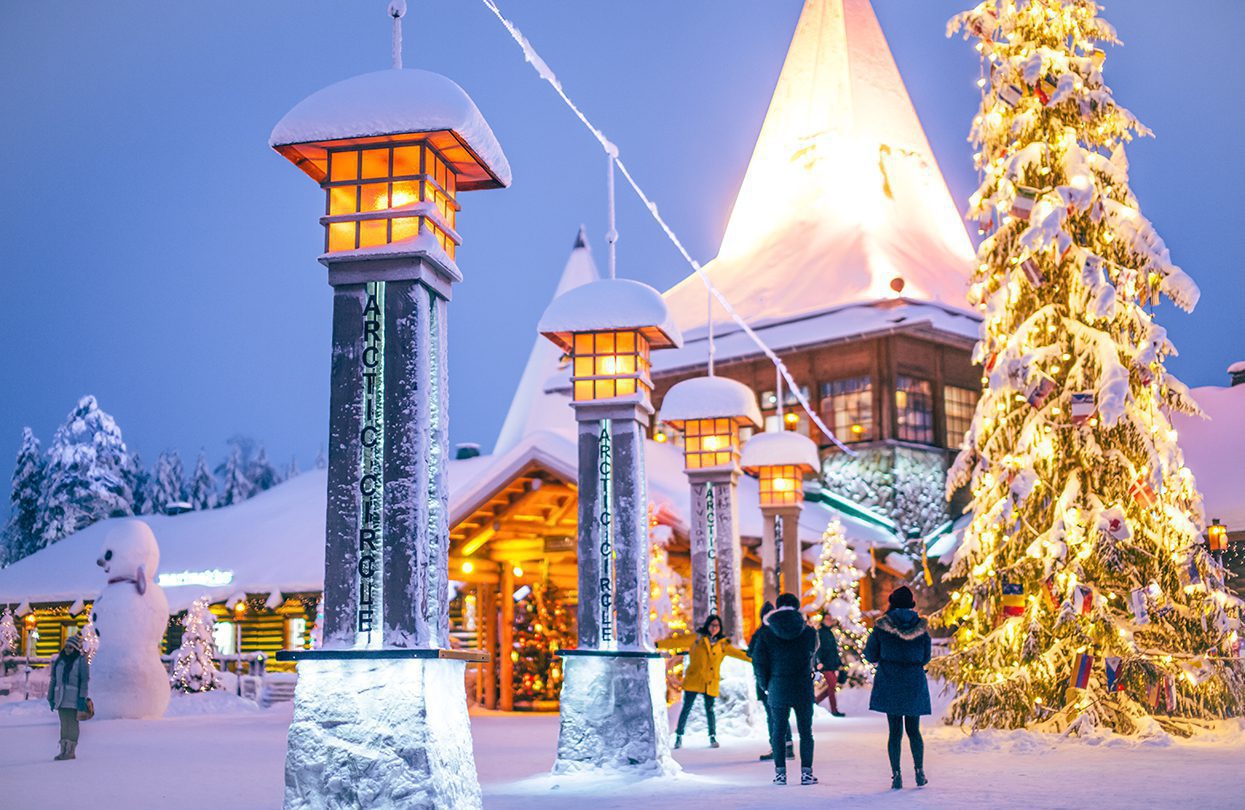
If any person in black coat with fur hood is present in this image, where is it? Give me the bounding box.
[864,586,931,790]
[751,592,819,786]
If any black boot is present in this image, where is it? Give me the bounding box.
[759,750,775,761]
[915,767,927,787]
[891,770,903,790]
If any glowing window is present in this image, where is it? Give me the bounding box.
[568,330,652,402]
[682,418,739,470]
[944,385,979,448]
[759,464,803,507]
[820,377,873,443]
[896,376,935,445]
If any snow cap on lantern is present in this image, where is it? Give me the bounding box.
[660,376,762,471]
[741,430,820,507]
[270,68,510,258]
[539,278,682,405]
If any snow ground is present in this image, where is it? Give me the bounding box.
[1,687,1243,809]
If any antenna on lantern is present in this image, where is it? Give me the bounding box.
[707,289,716,377]
[605,145,619,280]
[388,0,406,70]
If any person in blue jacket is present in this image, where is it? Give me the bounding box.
[752,592,819,786]
[864,586,931,790]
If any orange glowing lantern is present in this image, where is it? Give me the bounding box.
[539,279,681,406]
[271,69,511,259]
[659,376,762,471]
[741,431,821,507]
[1208,519,1228,553]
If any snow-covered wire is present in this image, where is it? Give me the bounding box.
[479,0,855,456]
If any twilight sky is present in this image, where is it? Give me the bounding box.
[1,1,1241,511]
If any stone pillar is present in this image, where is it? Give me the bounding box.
[281,255,486,810]
[764,505,804,599]
[688,470,743,643]
[554,401,677,776]
[760,508,780,606]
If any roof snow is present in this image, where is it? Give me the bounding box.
[740,430,821,472]
[493,229,600,455]
[270,68,511,189]
[663,0,975,334]
[658,376,762,427]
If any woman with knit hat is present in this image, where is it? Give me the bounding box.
[864,586,931,790]
[47,632,91,761]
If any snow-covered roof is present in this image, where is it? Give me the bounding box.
[663,0,975,334]
[1175,384,1245,530]
[493,229,599,455]
[740,431,820,473]
[538,278,683,351]
[270,68,510,190]
[653,299,980,375]
[658,376,762,428]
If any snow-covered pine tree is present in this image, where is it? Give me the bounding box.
[248,445,280,492]
[127,452,153,516]
[1,428,45,565]
[218,445,253,507]
[284,456,299,482]
[151,451,187,515]
[189,452,217,511]
[806,517,871,685]
[36,396,134,544]
[936,0,1245,734]
[0,609,18,660]
[170,596,222,692]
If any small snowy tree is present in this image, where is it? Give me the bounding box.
[648,517,689,641]
[79,616,99,663]
[806,517,871,685]
[151,451,187,515]
[0,609,18,661]
[314,446,327,470]
[1,428,45,565]
[247,445,280,493]
[284,456,300,482]
[170,596,222,693]
[127,452,153,516]
[188,452,217,511]
[218,445,253,507]
[37,396,134,544]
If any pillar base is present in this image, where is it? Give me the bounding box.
[283,657,480,810]
[674,656,766,739]
[553,653,679,776]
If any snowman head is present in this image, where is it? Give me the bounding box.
[97,519,160,595]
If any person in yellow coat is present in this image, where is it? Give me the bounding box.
[657,614,750,749]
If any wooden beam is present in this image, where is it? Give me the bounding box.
[499,566,515,712]
[460,485,552,556]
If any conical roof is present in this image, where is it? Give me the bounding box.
[665,0,975,332]
[493,229,600,455]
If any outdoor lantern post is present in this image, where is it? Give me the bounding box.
[741,430,820,603]
[538,277,682,774]
[1208,518,1228,563]
[268,11,510,806]
[659,376,762,643]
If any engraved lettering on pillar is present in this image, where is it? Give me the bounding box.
[597,420,614,647]
[713,481,742,643]
[357,281,385,646]
[576,422,602,647]
[610,420,646,650]
[705,482,718,617]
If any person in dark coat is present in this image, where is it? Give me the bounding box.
[814,616,845,717]
[748,601,791,761]
[47,633,90,761]
[864,586,932,789]
[751,592,819,786]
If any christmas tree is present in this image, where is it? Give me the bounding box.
[806,517,871,685]
[511,582,573,704]
[37,396,134,544]
[648,518,690,642]
[1,428,45,565]
[935,0,1245,734]
[170,596,222,693]
[0,609,18,661]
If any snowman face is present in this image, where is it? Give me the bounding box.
[97,520,160,581]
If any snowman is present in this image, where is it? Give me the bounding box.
[89,520,171,719]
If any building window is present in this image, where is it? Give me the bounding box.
[819,377,873,443]
[760,386,810,436]
[570,330,652,401]
[895,376,935,445]
[683,418,740,470]
[944,385,980,448]
[214,620,236,655]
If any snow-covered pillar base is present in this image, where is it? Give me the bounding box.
[553,653,678,775]
[284,656,480,810]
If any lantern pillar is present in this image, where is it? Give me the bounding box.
[689,470,745,644]
[554,399,675,775]
[761,505,804,600]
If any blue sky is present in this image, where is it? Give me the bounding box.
[1,1,1241,509]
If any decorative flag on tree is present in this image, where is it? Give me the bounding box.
[170,596,222,693]
[806,517,871,685]
[935,0,1245,734]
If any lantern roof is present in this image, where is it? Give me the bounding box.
[741,430,820,474]
[270,68,511,190]
[659,375,762,429]
[538,278,683,352]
